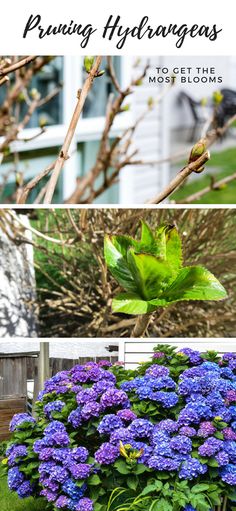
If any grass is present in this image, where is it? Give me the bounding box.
[172,147,236,203]
[0,471,45,511]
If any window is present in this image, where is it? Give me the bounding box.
[0,56,129,203]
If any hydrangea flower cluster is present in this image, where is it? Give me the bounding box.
[5,349,236,511]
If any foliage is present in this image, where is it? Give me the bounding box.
[104,221,227,314]
[4,345,236,511]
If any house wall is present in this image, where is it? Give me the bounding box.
[162,56,236,130]
[119,340,233,370]
[120,56,169,203]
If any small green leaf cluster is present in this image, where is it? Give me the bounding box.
[104,222,227,315]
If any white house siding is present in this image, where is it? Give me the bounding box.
[163,56,236,130]
[119,57,169,203]
[119,340,233,370]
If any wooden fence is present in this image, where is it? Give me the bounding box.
[0,352,118,440]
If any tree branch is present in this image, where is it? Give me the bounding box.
[43,56,102,204]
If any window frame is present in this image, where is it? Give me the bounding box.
[0,56,133,200]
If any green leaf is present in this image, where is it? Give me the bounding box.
[165,226,183,274]
[112,293,157,315]
[127,249,174,300]
[140,484,159,496]
[134,463,147,474]
[104,235,137,293]
[87,474,101,486]
[152,266,227,305]
[191,484,210,493]
[127,474,138,490]
[114,460,131,474]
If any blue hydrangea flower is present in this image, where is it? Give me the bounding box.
[221,464,236,484]
[9,413,36,432]
[97,414,123,434]
[179,458,208,479]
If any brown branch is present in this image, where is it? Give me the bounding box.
[16,161,56,204]
[147,151,210,204]
[178,171,236,203]
[107,56,122,94]
[148,112,236,204]
[131,313,152,337]
[66,62,150,204]
[43,56,102,204]
[0,56,38,77]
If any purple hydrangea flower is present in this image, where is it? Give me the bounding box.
[178,426,196,437]
[152,352,165,359]
[148,455,180,471]
[98,414,123,434]
[71,447,89,463]
[44,400,65,418]
[178,348,202,365]
[100,388,129,409]
[128,419,153,439]
[55,495,70,508]
[76,389,98,405]
[117,409,137,422]
[158,420,178,433]
[68,408,82,428]
[110,427,134,445]
[44,421,66,435]
[197,422,216,438]
[69,463,92,480]
[9,413,36,432]
[215,451,229,466]
[198,437,223,457]
[145,365,169,377]
[95,442,119,465]
[170,435,192,454]
[40,488,57,502]
[76,498,94,511]
[7,444,28,466]
[81,402,101,420]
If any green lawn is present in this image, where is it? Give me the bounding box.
[0,472,45,511]
[172,147,236,203]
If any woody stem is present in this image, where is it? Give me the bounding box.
[131,313,152,338]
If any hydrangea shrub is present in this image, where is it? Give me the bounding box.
[3,346,236,511]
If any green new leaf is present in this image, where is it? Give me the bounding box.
[127,249,175,300]
[165,226,183,274]
[158,266,227,303]
[104,235,138,293]
[112,293,157,314]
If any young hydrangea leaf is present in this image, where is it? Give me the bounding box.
[149,266,227,306]
[104,235,138,293]
[111,234,137,259]
[131,221,159,256]
[127,248,175,301]
[154,224,168,259]
[112,293,157,314]
[165,226,183,274]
